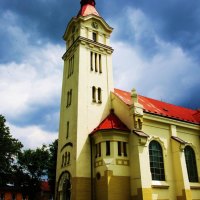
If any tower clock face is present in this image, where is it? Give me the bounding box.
[92,21,98,29]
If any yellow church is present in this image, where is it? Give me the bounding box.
[56,0,200,199]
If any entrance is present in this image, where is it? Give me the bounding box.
[57,171,71,200]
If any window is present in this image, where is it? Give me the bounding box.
[118,141,127,157]
[66,89,72,107]
[68,56,74,78]
[184,146,198,182]
[67,152,70,164]
[92,86,96,102]
[149,141,165,181]
[106,141,110,156]
[93,32,97,42]
[90,52,93,71]
[66,121,69,138]
[90,51,102,73]
[97,88,102,103]
[99,54,102,73]
[95,53,98,72]
[123,142,127,157]
[95,143,101,158]
[118,141,122,156]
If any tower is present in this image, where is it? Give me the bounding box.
[56,0,114,199]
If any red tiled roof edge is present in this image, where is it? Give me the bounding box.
[113,88,200,125]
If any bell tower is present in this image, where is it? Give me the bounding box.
[56,1,114,199]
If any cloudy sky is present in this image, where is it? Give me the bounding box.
[1,0,200,149]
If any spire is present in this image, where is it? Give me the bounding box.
[80,0,96,7]
[78,0,99,17]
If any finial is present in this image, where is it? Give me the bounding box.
[131,88,138,103]
[80,0,96,7]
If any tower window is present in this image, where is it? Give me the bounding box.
[66,121,69,138]
[97,87,102,103]
[90,52,93,71]
[149,141,165,181]
[68,55,74,78]
[99,54,102,73]
[118,141,122,156]
[92,86,96,102]
[123,142,127,157]
[66,89,72,107]
[184,146,198,182]
[95,53,98,72]
[95,143,101,158]
[93,32,97,42]
[106,141,110,156]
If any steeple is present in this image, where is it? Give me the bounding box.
[78,0,99,17]
[80,0,96,7]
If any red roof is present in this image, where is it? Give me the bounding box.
[91,110,130,134]
[78,4,99,17]
[40,181,50,192]
[114,88,200,125]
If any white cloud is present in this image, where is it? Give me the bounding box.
[111,8,200,105]
[8,123,57,149]
[0,43,64,119]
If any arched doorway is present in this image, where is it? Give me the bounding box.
[57,171,71,200]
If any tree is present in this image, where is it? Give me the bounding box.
[47,139,58,197]
[0,114,23,186]
[17,145,50,200]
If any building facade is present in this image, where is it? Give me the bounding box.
[56,1,200,200]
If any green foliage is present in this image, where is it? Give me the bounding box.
[47,139,58,195]
[0,114,23,186]
[17,145,50,200]
[0,115,58,199]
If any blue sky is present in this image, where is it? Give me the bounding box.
[0,0,200,149]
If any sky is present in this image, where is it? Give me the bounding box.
[0,0,200,149]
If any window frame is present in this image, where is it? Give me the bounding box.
[184,146,199,182]
[149,140,165,181]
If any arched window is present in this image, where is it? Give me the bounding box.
[149,141,165,181]
[184,146,198,182]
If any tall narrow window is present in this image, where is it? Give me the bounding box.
[95,53,98,72]
[118,141,122,156]
[66,89,72,107]
[184,146,198,182]
[92,86,96,102]
[123,142,127,157]
[67,152,70,164]
[66,121,69,138]
[64,152,68,166]
[68,56,74,78]
[98,87,102,103]
[95,143,101,157]
[99,54,102,73]
[93,32,97,42]
[69,89,72,105]
[90,52,93,71]
[106,141,110,156]
[149,141,165,181]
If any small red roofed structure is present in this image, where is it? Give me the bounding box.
[91,109,130,134]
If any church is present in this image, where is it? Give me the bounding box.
[56,1,200,199]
